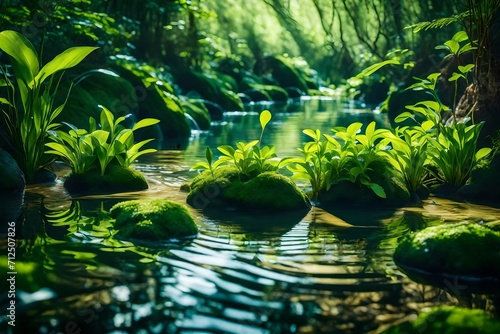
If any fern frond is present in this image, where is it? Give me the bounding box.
[406,11,470,33]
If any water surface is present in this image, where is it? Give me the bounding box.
[2,98,499,333]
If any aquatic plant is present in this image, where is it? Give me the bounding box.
[192,110,279,175]
[46,106,159,176]
[285,122,394,201]
[0,30,98,183]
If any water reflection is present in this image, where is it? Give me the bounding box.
[2,99,500,333]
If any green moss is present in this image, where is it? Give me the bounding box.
[112,64,191,139]
[57,70,137,129]
[110,199,198,241]
[182,99,211,130]
[394,222,500,278]
[382,306,500,334]
[64,165,148,196]
[187,166,311,212]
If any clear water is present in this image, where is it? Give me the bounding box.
[2,98,500,333]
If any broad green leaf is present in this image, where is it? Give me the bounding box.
[355,59,400,79]
[452,30,469,43]
[100,107,114,133]
[448,72,463,82]
[394,111,414,123]
[0,30,39,84]
[218,145,235,157]
[192,162,210,170]
[458,64,474,74]
[33,46,98,86]
[303,128,319,140]
[369,183,387,198]
[0,97,13,106]
[443,40,460,55]
[259,110,272,131]
[365,121,376,140]
[92,130,109,145]
[132,118,160,130]
[475,147,491,161]
[205,147,213,166]
[244,140,259,151]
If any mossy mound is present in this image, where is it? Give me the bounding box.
[175,70,244,111]
[64,165,148,196]
[394,222,500,279]
[253,55,311,93]
[112,63,191,140]
[382,306,500,334]
[182,99,211,130]
[186,166,311,212]
[110,199,198,241]
[56,69,137,129]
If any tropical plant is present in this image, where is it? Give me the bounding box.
[46,106,159,176]
[0,30,97,182]
[380,126,431,194]
[192,109,278,175]
[427,121,491,188]
[285,122,394,201]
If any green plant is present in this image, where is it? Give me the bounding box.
[427,122,491,188]
[381,126,431,194]
[46,106,159,176]
[285,122,394,201]
[192,110,278,175]
[0,30,97,182]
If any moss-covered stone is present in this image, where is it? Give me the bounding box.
[254,55,310,93]
[182,99,211,130]
[110,199,198,241]
[382,306,500,334]
[186,166,311,212]
[394,222,500,278]
[56,69,138,129]
[175,70,244,111]
[112,63,191,140]
[64,165,148,196]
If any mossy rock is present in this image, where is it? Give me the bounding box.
[182,99,211,130]
[64,165,148,196]
[175,70,244,111]
[110,199,198,241]
[382,306,500,334]
[56,70,137,129]
[0,148,25,194]
[112,64,191,140]
[394,222,500,279]
[186,166,311,213]
[254,55,309,93]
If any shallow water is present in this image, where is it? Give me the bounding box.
[2,98,500,333]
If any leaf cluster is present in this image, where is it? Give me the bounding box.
[46,107,159,176]
[0,30,97,182]
[192,110,280,177]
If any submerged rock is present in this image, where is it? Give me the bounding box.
[382,306,500,334]
[110,199,198,241]
[186,166,311,213]
[0,148,25,194]
[394,222,500,279]
[64,165,148,196]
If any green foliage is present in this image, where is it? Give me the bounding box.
[285,122,394,201]
[0,30,97,183]
[381,126,430,194]
[192,110,278,176]
[46,106,159,176]
[427,122,492,189]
